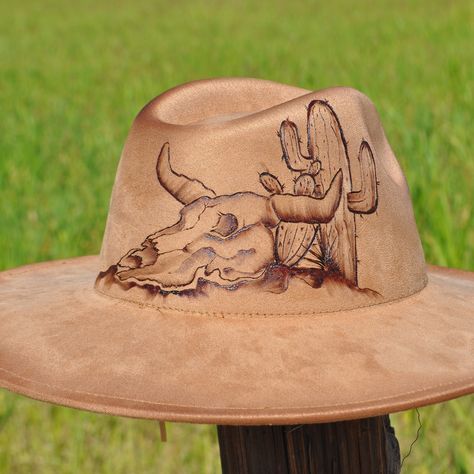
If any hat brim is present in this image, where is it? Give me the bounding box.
[0,256,473,425]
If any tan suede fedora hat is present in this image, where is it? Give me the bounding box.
[1,78,473,425]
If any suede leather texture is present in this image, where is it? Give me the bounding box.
[97,78,427,313]
[0,78,472,424]
[0,257,473,424]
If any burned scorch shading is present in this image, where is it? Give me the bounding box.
[97,100,379,296]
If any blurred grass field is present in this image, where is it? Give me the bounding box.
[0,0,473,472]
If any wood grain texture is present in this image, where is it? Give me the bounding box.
[218,416,401,474]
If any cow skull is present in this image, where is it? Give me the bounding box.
[115,143,343,292]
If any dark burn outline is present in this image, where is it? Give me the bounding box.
[96,100,379,297]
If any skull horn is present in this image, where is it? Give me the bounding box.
[156,143,216,205]
[270,169,343,224]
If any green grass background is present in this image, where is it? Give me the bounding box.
[0,0,473,472]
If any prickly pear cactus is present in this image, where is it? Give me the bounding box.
[260,100,378,286]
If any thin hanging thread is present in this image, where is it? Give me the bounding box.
[400,408,422,469]
[158,421,167,442]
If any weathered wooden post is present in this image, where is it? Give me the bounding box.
[218,416,401,474]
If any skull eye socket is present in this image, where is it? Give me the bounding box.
[212,213,239,237]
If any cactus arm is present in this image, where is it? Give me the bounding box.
[347,141,378,214]
[279,120,313,171]
[259,172,284,194]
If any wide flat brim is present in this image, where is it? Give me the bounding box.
[0,256,473,425]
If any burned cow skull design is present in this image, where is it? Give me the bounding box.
[115,142,343,292]
[110,100,378,294]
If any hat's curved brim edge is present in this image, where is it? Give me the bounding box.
[1,366,473,425]
[0,256,473,425]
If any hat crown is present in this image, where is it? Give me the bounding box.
[95,78,426,316]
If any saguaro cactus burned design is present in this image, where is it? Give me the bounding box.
[260,100,378,286]
[98,100,378,296]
